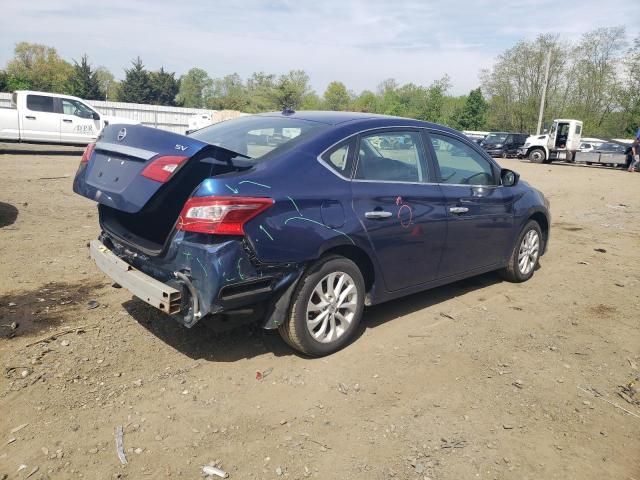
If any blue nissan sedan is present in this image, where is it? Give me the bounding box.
[73,111,550,356]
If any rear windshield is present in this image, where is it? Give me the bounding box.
[189,115,327,160]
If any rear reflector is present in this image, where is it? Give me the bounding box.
[177,196,274,235]
[80,142,96,163]
[141,155,189,183]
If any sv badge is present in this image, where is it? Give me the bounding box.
[175,144,189,151]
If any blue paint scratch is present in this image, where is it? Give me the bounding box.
[195,257,208,277]
[225,184,239,194]
[259,225,274,241]
[238,180,271,189]
[287,196,303,217]
[237,258,245,280]
[284,216,355,245]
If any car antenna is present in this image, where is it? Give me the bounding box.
[282,108,295,116]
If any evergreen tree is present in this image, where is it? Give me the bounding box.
[453,88,488,130]
[68,54,102,99]
[118,57,152,103]
[149,67,179,106]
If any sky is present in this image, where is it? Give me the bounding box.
[1,0,638,95]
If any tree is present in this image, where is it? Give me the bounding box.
[274,70,312,110]
[118,57,153,104]
[451,88,488,130]
[149,67,179,106]
[352,90,378,112]
[563,26,626,135]
[94,67,118,101]
[246,72,278,112]
[323,81,351,110]
[176,68,212,108]
[206,73,249,110]
[619,35,640,136]
[5,42,73,93]
[68,54,102,100]
[481,34,566,132]
[0,71,7,92]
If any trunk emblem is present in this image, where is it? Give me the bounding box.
[117,128,127,141]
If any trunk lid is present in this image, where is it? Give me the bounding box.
[75,124,209,213]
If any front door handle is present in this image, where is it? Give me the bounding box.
[449,206,469,214]
[63,119,73,123]
[25,115,36,120]
[365,211,393,219]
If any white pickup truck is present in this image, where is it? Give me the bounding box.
[0,90,137,146]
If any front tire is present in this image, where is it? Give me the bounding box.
[528,148,546,164]
[279,255,365,356]
[499,221,542,283]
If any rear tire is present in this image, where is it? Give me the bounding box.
[528,148,546,164]
[499,220,542,283]
[278,255,365,356]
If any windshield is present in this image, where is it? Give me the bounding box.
[190,115,327,160]
[483,133,508,144]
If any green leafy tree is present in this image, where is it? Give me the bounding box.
[246,72,278,112]
[149,67,179,106]
[323,81,351,110]
[274,70,312,110]
[206,73,249,110]
[176,67,212,108]
[352,90,378,112]
[118,57,153,103]
[5,42,73,93]
[95,67,118,100]
[0,70,7,92]
[68,54,102,99]
[619,35,640,136]
[451,88,488,130]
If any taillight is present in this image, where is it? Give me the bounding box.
[80,142,96,164]
[177,196,274,235]
[141,155,189,183]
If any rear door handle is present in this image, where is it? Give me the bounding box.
[365,211,393,219]
[63,119,73,123]
[25,115,36,120]
[449,206,469,214]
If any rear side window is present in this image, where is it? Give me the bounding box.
[355,131,427,182]
[322,140,354,177]
[575,124,582,134]
[429,133,496,186]
[26,95,54,113]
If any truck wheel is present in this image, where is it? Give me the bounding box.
[279,255,364,357]
[528,148,546,164]
[499,220,542,283]
[501,151,508,159]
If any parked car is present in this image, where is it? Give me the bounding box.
[480,132,529,158]
[579,142,595,152]
[73,112,550,356]
[576,141,632,168]
[0,91,137,145]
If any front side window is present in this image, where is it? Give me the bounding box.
[429,133,496,186]
[191,115,327,161]
[61,98,95,119]
[355,131,426,182]
[26,95,54,113]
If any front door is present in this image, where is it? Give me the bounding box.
[426,132,514,278]
[350,129,447,292]
[58,98,100,144]
[21,94,60,143]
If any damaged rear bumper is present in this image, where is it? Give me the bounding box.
[90,234,302,329]
[90,240,183,314]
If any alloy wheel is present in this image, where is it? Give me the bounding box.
[518,229,540,275]
[305,271,358,344]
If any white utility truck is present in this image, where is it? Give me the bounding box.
[517,119,583,164]
[0,91,137,146]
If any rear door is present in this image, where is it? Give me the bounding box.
[58,97,100,144]
[350,129,447,292]
[426,131,514,278]
[21,94,60,143]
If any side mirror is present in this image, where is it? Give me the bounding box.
[92,112,101,121]
[501,168,519,187]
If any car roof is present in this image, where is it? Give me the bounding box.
[255,110,465,137]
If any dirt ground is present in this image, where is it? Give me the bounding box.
[1,143,639,480]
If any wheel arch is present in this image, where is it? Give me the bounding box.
[320,244,376,294]
[528,211,549,253]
